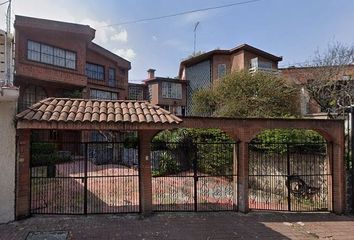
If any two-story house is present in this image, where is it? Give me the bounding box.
[178,44,282,115]
[128,69,187,116]
[14,15,131,142]
[14,15,131,113]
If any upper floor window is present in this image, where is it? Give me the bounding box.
[90,89,118,100]
[19,85,47,112]
[86,63,104,80]
[129,85,144,100]
[250,57,272,69]
[108,68,116,87]
[217,64,226,79]
[148,84,153,101]
[162,82,182,99]
[27,40,76,69]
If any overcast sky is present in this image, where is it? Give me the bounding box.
[0,0,353,82]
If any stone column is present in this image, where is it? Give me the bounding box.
[0,88,19,223]
[138,130,158,216]
[237,141,249,213]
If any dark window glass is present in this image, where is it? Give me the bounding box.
[19,85,47,112]
[108,68,116,87]
[90,89,118,100]
[86,63,104,80]
[27,40,76,69]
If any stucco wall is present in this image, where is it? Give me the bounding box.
[0,99,17,223]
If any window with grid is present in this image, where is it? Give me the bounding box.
[90,89,118,100]
[108,68,116,87]
[86,63,105,80]
[27,40,76,69]
[129,86,144,100]
[161,82,182,99]
[217,64,226,79]
[19,85,47,112]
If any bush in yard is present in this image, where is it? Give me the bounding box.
[251,129,326,154]
[156,152,180,176]
[123,134,138,149]
[31,142,58,167]
[197,143,233,176]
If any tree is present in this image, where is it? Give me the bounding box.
[304,42,354,115]
[192,71,300,118]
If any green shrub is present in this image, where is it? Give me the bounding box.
[124,135,138,149]
[197,143,233,176]
[251,129,326,153]
[156,152,180,176]
[31,142,73,166]
[31,143,58,166]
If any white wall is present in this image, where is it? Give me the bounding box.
[0,89,18,223]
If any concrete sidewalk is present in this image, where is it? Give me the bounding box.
[1,212,354,240]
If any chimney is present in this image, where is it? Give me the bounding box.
[147,69,156,79]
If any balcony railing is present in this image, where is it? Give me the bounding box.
[249,66,279,75]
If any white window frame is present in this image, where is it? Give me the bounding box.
[217,64,226,79]
[162,82,182,99]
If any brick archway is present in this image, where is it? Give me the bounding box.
[15,99,345,218]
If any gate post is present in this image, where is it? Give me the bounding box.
[138,130,158,216]
[16,129,31,219]
[237,141,249,213]
[332,140,345,214]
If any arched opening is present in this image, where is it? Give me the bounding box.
[150,128,238,212]
[29,130,140,214]
[248,128,332,212]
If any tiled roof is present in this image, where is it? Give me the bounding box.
[16,98,182,124]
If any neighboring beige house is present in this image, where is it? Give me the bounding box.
[281,65,354,116]
[178,44,283,115]
[128,69,187,116]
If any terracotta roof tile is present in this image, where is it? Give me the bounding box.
[16,98,182,125]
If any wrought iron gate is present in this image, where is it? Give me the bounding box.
[248,142,332,212]
[152,142,237,212]
[30,141,139,214]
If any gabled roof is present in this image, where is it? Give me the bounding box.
[16,98,182,124]
[179,44,282,77]
[88,43,131,69]
[14,15,95,40]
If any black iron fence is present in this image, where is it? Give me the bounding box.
[30,141,139,214]
[248,142,332,212]
[151,141,237,212]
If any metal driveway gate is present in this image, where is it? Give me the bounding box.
[248,142,332,212]
[152,142,237,211]
[30,141,140,214]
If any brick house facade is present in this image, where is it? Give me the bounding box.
[178,44,282,115]
[281,65,354,116]
[128,69,187,116]
[14,15,131,113]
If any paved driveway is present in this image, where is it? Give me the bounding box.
[1,212,354,240]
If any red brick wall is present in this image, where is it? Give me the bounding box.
[14,20,130,100]
[212,54,231,82]
[15,27,88,86]
[86,49,128,99]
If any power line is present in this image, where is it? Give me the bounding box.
[97,0,264,28]
[0,1,9,6]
